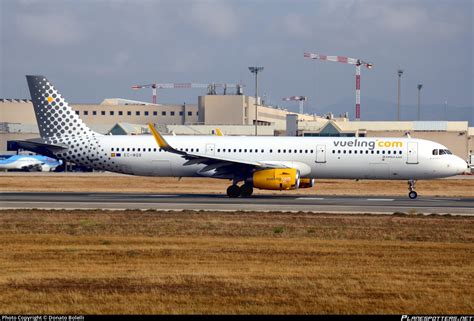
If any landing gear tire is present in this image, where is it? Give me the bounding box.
[226,185,240,198]
[408,179,417,199]
[408,191,418,199]
[240,184,253,198]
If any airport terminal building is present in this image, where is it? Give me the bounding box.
[1,96,473,162]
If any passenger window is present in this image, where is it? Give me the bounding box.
[270,149,273,153]
[349,150,352,154]
[387,151,391,154]
[338,150,341,154]
[132,148,135,152]
[239,149,242,152]
[249,149,252,153]
[399,151,402,154]
[294,149,297,153]
[191,148,194,152]
[137,148,141,152]
[217,149,220,152]
[365,150,369,154]
[332,150,335,154]
[122,148,125,152]
[288,150,292,153]
[261,149,264,153]
[244,149,247,152]
[111,148,114,151]
[283,150,286,153]
[343,150,346,154]
[382,151,385,154]
[234,149,236,152]
[153,148,157,152]
[278,149,281,153]
[376,151,380,154]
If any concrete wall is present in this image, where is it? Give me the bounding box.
[166,125,275,136]
[73,104,198,125]
[198,95,245,125]
[0,101,199,128]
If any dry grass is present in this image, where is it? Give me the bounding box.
[1,173,473,197]
[0,209,473,314]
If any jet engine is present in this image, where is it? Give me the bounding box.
[298,178,315,188]
[252,168,299,190]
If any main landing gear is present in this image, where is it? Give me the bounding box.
[408,179,417,199]
[226,183,253,198]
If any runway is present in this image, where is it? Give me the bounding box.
[1,192,474,215]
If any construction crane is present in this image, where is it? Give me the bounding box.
[131,82,243,104]
[304,52,373,121]
[282,96,307,114]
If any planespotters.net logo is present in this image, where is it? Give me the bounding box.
[1,317,84,321]
[402,316,474,321]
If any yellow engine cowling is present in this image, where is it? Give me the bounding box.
[299,178,315,188]
[252,168,299,190]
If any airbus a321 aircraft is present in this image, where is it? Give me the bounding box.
[15,75,467,199]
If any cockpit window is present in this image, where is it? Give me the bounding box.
[434,149,452,155]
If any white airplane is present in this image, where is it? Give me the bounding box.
[0,154,62,171]
[14,75,467,199]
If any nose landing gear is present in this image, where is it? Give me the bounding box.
[408,179,417,199]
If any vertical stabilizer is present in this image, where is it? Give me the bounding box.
[26,75,94,138]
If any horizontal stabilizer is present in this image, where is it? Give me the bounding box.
[8,138,67,157]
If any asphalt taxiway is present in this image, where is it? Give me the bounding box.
[1,192,473,215]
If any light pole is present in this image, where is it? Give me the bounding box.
[397,69,403,121]
[444,100,448,121]
[417,83,423,121]
[248,66,264,136]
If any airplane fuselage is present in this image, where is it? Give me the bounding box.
[88,135,466,180]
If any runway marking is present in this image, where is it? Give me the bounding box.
[366,198,394,201]
[297,197,325,200]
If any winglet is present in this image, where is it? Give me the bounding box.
[148,123,171,150]
[215,128,224,136]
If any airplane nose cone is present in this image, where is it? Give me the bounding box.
[454,157,468,175]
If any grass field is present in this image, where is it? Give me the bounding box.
[1,173,473,197]
[0,209,472,314]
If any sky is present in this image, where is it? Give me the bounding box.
[1,0,473,117]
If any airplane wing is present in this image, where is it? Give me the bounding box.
[148,124,291,178]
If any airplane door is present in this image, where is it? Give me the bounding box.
[206,144,215,156]
[316,144,326,163]
[407,142,418,164]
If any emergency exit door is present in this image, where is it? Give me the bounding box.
[406,142,418,164]
[316,144,326,163]
[206,143,215,156]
